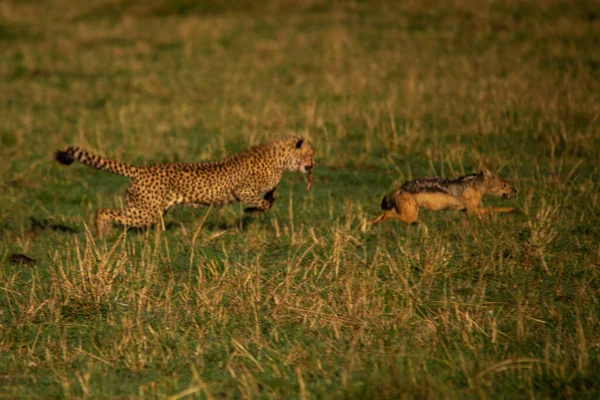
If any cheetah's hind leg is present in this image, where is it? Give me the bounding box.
[95,207,159,238]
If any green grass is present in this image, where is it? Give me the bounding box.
[1,0,599,398]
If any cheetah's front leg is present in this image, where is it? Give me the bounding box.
[235,188,276,214]
[263,187,277,204]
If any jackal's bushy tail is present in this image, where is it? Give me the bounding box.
[54,146,136,177]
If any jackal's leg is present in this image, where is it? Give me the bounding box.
[95,207,161,238]
[370,210,397,224]
[371,193,419,225]
[477,207,515,214]
[396,193,419,224]
[370,209,419,225]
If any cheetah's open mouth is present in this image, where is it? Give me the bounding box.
[503,194,510,199]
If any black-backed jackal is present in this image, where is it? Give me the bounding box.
[371,168,517,225]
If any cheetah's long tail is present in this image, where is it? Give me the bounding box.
[54,146,137,177]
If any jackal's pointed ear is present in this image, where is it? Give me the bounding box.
[295,138,304,149]
[481,167,493,177]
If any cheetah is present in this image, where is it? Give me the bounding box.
[54,136,314,238]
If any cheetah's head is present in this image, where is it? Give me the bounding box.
[284,137,314,174]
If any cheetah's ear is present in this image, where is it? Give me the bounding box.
[295,139,304,149]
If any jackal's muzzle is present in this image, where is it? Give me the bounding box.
[503,187,517,199]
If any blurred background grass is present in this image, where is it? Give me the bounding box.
[0,0,599,398]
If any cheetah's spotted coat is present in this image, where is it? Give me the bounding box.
[54,136,314,237]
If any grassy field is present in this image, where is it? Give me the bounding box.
[1,0,599,398]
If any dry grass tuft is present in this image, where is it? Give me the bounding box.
[1,0,599,398]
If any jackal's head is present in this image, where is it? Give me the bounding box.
[481,167,517,199]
